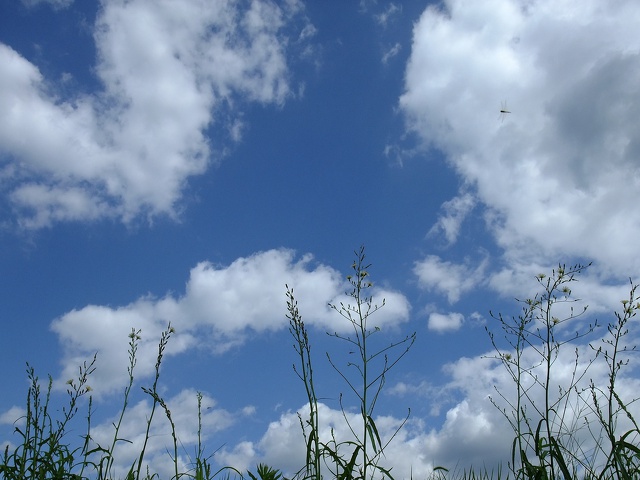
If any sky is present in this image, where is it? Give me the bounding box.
[1,0,640,478]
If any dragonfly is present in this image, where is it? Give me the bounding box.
[499,100,511,122]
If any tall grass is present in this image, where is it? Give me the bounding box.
[1,355,95,480]
[0,324,221,480]
[1,251,639,479]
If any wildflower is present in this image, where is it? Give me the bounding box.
[537,273,546,279]
[66,379,74,385]
[169,326,176,334]
[85,385,93,392]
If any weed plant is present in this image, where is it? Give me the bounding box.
[0,355,95,480]
[287,246,416,480]
[485,265,640,480]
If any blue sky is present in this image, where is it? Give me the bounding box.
[1,0,640,477]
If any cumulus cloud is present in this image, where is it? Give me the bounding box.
[413,254,488,303]
[51,249,411,397]
[0,0,314,228]
[428,311,464,333]
[400,0,640,281]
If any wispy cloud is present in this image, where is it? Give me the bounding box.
[21,0,73,9]
[374,3,402,28]
[428,191,476,245]
[381,42,401,64]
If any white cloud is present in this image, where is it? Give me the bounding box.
[51,249,411,397]
[428,311,464,333]
[298,23,318,42]
[21,0,73,8]
[0,0,314,228]
[413,254,488,303]
[375,3,402,28]
[428,191,476,245]
[400,0,640,280]
[0,406,25,426]
[381,42,401,65]
[358,0,376,13]
[388,380,456,416]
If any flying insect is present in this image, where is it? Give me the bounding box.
[499,100,511,122]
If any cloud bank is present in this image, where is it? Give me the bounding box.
[401,0,640,282]
[51,249,411,397]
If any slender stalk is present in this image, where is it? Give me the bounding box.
[135,323,174,480]
[327,245,415,480]
[287,285,321,480]
[105,329,141,479]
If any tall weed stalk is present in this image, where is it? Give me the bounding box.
[586,280,640,479]
[287,286,322,480]
[287,246,415,480]
[134,323,175,480]
[487,265,640,479]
